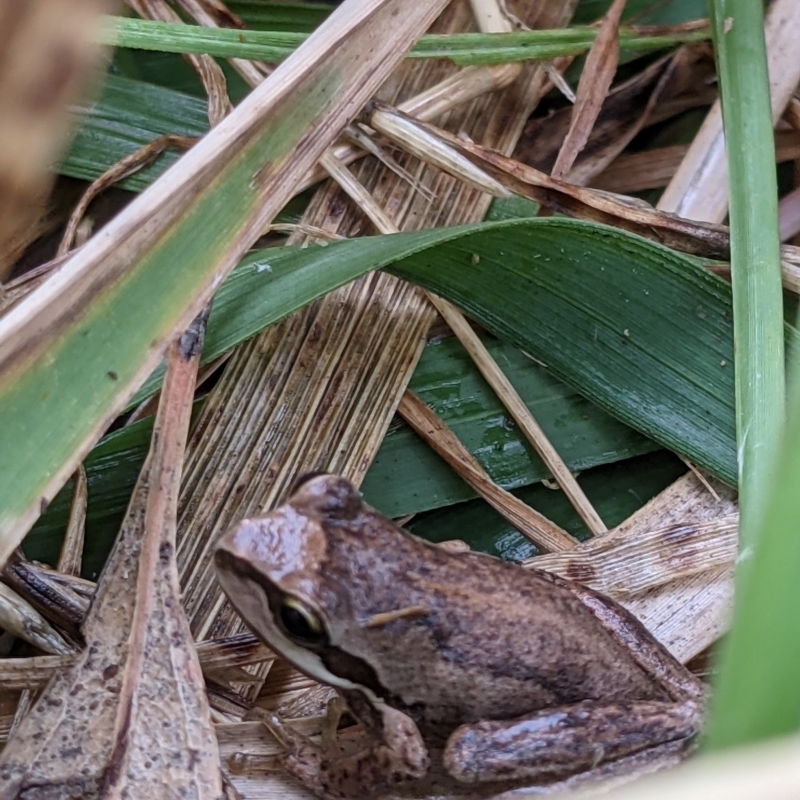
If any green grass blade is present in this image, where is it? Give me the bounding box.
[119,217,785,487]
[228,1,331,32]
[134,217,790,487]
[63,76,208,191]
[703,376,800,748]
[706,0,784,547]
[361,336,657,517]
[127,218,748,470]
[389,219,742,482]
[100,17,709,67]
[703,0,789,752]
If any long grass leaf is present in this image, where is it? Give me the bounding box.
[704,0,791,751]
[101,16,709,66]
[113,218,777,482]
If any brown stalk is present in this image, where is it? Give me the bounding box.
[57,466,88,576]
[57,135,196,258]
[551,0,627,180]
[2,551,87,642]
[421,295,608,535]
[398,391,577,552]
[0,313,222,797]
[0,579,74,655]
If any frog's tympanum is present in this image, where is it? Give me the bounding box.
[214,474,704,799]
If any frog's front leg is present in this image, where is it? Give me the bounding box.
[262,700,429,799]
[444,697,701,785]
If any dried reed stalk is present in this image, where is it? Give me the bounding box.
[175,0,578,671]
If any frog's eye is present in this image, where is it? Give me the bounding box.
[277,597,327,647]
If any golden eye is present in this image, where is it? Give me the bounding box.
[277,597,327,647]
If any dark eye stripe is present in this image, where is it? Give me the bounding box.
[215,550,391,705]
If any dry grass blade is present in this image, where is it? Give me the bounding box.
[0,656,75,696]
[531,515,737,597]
[298,70,524,193]
[0,633,270,696]
[657,0,800,222]
[4,517,90,741]
[2,552,87,640]
[57,466,88,576]
[402,117,730,257]
[368,104,511,198]
[175,1,579,656]
[427,294,608,535]
[0,583,74,656]
[521,50,703,188]
[321,114,608,538]
[126,0,231,125]
[551,0,626,179]
[0,0,113,280]
[0,314,221,798]
[398,392,577,552]
[605,472,737,663]
[56,135,196,258]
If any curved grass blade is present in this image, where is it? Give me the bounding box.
[147,216,750,483]
[389,219,743,482]
[11,214,780,567]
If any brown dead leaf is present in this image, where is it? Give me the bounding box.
[518,46,716,188]
[595,129,800,194]
[551,0,627,180]
[0,315,222,799]
[406,116,732,256]
[531,515,737,597]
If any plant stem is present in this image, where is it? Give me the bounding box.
[704,0,787,750]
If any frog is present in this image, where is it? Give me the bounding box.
[214,473,704,799]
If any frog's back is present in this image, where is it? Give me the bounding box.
[323,516,671,735]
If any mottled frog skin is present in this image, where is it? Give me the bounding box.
[215,474,704,799]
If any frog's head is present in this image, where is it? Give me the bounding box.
[214,473,385,697]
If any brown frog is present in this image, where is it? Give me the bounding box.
[214,473,704,798]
